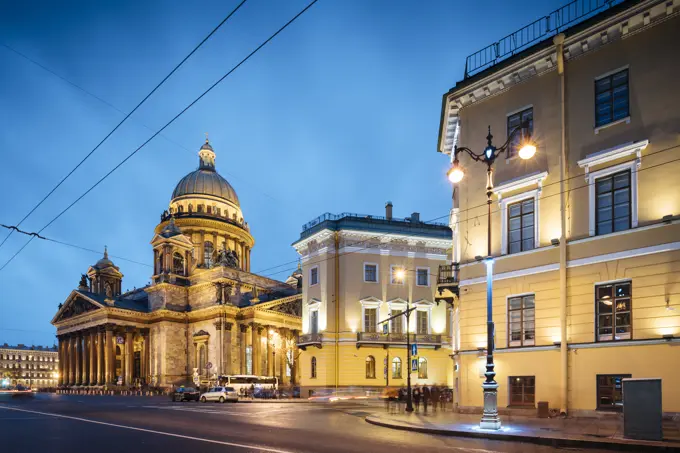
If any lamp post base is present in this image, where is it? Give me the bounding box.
[480,386,501,430]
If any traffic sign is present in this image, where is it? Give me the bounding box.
[411,358,418,372]
[411,344,417,356]
[206,362,213,369]
[382,323,388,334]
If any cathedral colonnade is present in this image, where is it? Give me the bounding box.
[57,325,150,387]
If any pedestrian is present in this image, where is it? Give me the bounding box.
[398,387,406,413]
[413,385,421,412]
[422,384,431,413]
[431,385,440,413]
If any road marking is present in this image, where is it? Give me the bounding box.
[0,405,297,453]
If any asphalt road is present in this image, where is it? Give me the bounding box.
[0,394,609,453]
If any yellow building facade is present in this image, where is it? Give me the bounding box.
[437,0,680,415]
[293,207,453,397]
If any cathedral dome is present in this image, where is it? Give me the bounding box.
[171,139,240,206]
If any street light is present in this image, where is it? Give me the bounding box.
[447,122,536,430]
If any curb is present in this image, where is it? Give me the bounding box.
[365,416,680,452]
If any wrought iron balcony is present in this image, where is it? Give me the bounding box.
[356,332,442,349]
[436,263,459,303]
[297,333,323,350]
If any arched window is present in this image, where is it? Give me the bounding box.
[188,204,193,213]
[391,357,402,379]
[173,252,184,276]
[197,204,204,213]
[418,357,428,379]
[158,253,164,274]
[178,205,184,213]
[311,357,317,379]
[204,241,214,267]
[365,356,376,379]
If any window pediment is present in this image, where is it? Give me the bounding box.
[493,171,548,202]
[360,297,382,308]
[578,140,648,181]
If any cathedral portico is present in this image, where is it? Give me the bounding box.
[53,138,302,389]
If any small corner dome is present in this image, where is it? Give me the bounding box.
[93,246,117,270]
[170,138,240,206]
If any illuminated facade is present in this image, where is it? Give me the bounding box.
[294,205,452,396]
[436,0,680,414]
[52,140,302,388]
[0,344,58,388]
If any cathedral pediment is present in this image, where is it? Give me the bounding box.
[52,291,105,324]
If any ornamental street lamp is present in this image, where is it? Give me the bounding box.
[447,123,536,430]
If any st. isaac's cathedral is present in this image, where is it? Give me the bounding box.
[52,139,302,389]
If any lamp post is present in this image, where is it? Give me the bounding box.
[447,123,536,430]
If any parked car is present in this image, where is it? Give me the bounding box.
[171,386,200,402]
[200,386,238,403]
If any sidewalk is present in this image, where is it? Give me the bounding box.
[366,410,680,451]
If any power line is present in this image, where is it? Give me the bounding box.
[0,0,320,273]
[0,0,249,252]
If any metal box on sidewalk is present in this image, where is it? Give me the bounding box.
[536,401,549,418]
[623,378,662,441]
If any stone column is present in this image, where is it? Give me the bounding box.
[266,327,273,376]
[81,334,88,385]
[278,329,286,384]
[247,248,251,272]
[57,337,64,386]
[105,326,114,385]
[89,330,96,385]
[251,323,260,376]
[239,324,248,374]
[200,232,205,267]
[125,328,134,386]
[74,333,82,385]
[97,328,104,385]
[69,336,76,385]
[141,329,149,384]
[225,322,233,376]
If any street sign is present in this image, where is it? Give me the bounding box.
[382,323,388,334]
[411,358,418,372]
[116,336,125,345]
[411,344,417,356]
[206,362,213,369]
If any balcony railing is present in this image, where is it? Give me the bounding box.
[356,332,442,349]
[297,333,323,350]
[464,0,626,78]
[437,264,459,285]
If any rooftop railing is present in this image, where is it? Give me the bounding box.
[464,0,627,79]
[301,212,448,233]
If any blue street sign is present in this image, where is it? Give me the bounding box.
[411,344,417,356]
[411,358,418,372]
[383,323,388,334]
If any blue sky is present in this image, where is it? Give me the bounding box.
[0,0,563,346]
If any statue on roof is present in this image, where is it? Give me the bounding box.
[216,244,239,269]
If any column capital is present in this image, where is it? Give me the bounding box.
[224,322,233,331]
[125,326,136,334]
[139,328,150,337]
[214,320,222,331]
[239,324,248,333]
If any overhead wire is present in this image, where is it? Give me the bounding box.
[0,0,321,273]
[0,0,249,252]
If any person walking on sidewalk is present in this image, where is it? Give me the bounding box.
[413,385,421,412]
[422,384,431,414]
[431,385,440,413]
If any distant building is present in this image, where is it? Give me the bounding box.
[52,139,302,388]
[436,0,680,414]
[293,204,452,396]
[0,344,58,388]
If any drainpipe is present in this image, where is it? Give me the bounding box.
[554,33,569,416]
[334,232,340,390]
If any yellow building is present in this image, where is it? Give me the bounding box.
[436,0,680,415]
[293,205,452,397]
[0,344,58,388]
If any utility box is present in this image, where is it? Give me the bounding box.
[623,378,662,441]
[537,401,549,418]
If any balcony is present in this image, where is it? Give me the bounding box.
[297,333,323,350]
[436,264,459,303]
[356,332,442,350]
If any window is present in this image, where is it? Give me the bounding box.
[392,357,402,379]
[418,357,428,379]
[416,268,429,286]
[416,310,429,335]
[173,252,185,276]
[507,107,533,158]
[311,357,317,379]
[364,263,378,283]
[365,356,376,379]
[597,374,630,411]
[595,69,629,128]
[364,308,377,333]
[595,170,631,235]
[310,309,319,334]
[204,241,214,267]
[508,295,535,347]
[390,309,404,334]
[596,281,631,341]
[390,266,405,285]
[508,199,535,254]
[509,376,535,406]
[310,267,319,286]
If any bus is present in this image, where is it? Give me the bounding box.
[217,375,278,395]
